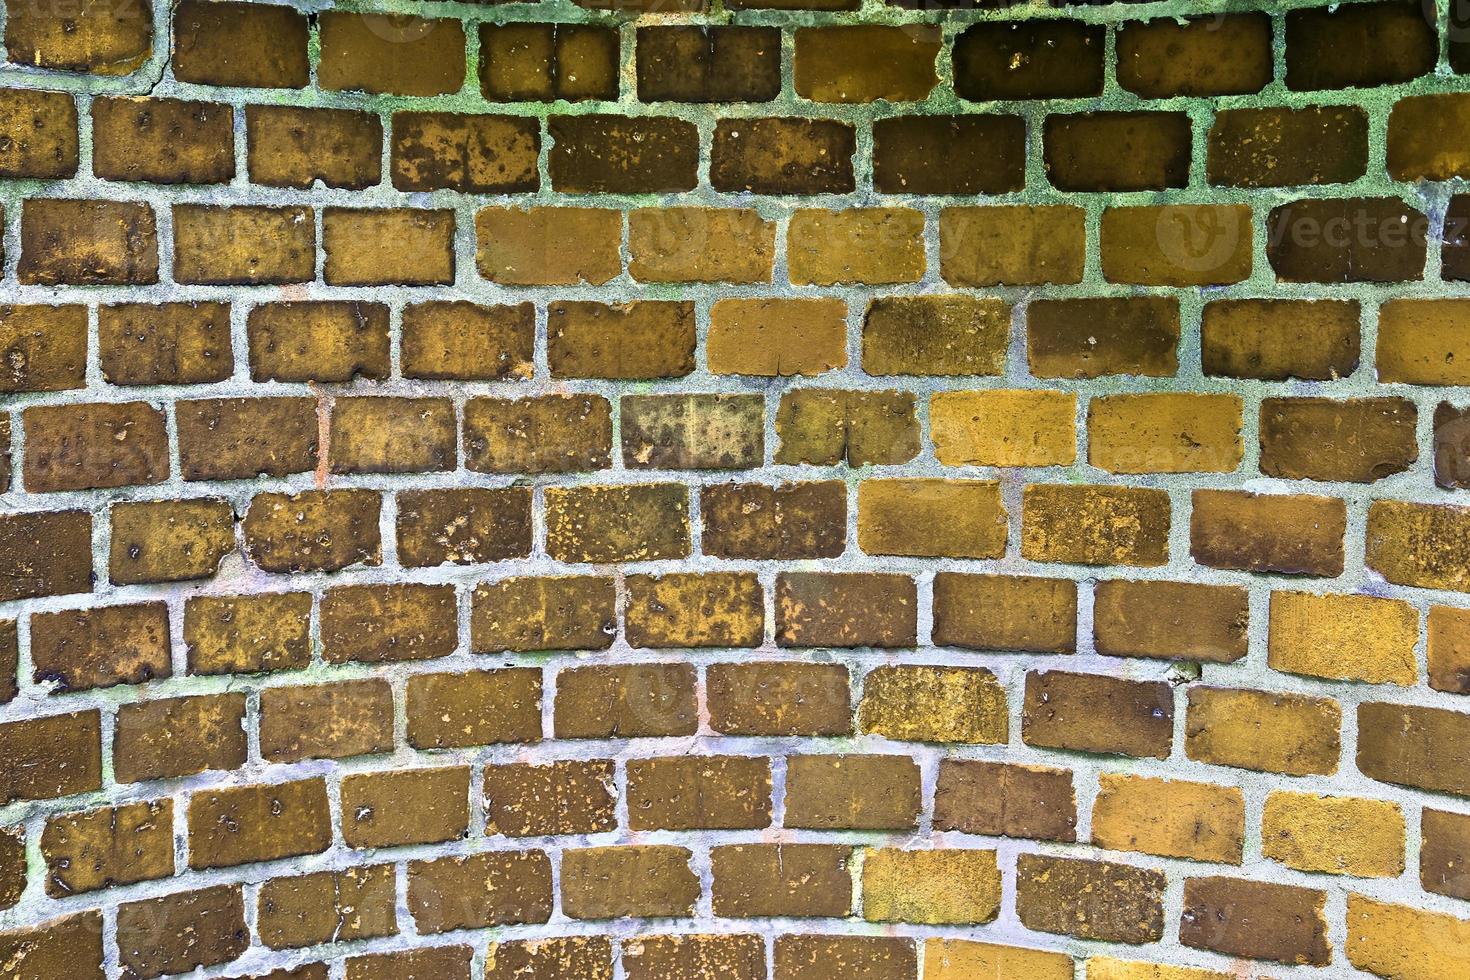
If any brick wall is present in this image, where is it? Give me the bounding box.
[2,0,1470,977]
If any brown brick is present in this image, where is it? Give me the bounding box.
[341,767,470,848]
[1027,297,1179,379]
[397,488,532,567]
[1261,791,1404,878]
[465,395,612,474]
[484,760,617,837]
[1436,403,1470,489]
[863,848,999,926]
[775,389,920,466]
[1286,0,1435,90]
[789,208,924,286]
[92,97,233,185]
[1209,106,1369,187]
[0,913,103,980]
[19,198,157,285]
[794,26,938,103]
[1191,489,1346,577]
[40,800,173,896]
[1021,484,1170,567]
[1268,197,1428,282]
[1202,298,1360,380]
[924,941,1072,980]
[247,300,389,382]
[480,23,618,102]
[711,117,855,194]
[0,622,13,705]
[624,935,765,980]
[549,301,695,380]
[246,105,382,190]
[109,498,233,585]
[172,1,309,88]
[114,693,245,783]
[1016,854,1165,944]
[487,937,611,980]
[259,679,393,763]
[1093,774,1244,864]
[402,302,534,381]
[323,208,454,286]
[546,484,690,563]
[406,669,542,749]
[1347,894,1470,980]
[933,573,1076,654]
[859,664,1006,745]
[31,602,170,693]
[228,964,326,980]
[621,393,764,470]
[1395,99,1470,183]
[1430,605,1470,694]
[258,865,396,950]
[628,756,772,830]
[774,936,915,980]
[1269,590,1417,686]
[0,711,102,804]
[0,89,77,178]
[636,26,781,103]
[23,402,167,492]
[1102,204,1254,286]
[708,298,847,377]
[177,397,318,482]
[1368,499,1470,593]
[1358,701,1470,797]
[1118,13,1272,97]
[0,304,86,392]
[392,112,539,193]
[1022,670,1173,759]
[1379,298,1470,384]
[187,778,330,870]
[1422,808,1470,899]
[4,0,151,74]
[553,663,696,739]
[1044,112,1191,191]
[1094,580,1248,664]
[1180,876,1330,966]
[707,662,852,737]
[1185,687,1341,776]
[242,490,381,573]
[629,208,774,284]
[930,389,1074,467]
[1088,393,1243,474]
[863,296,1008,377]
[99,301,232,384]
[476,208,621,286]
[318,12,464,95]
[472,576,615,653]
[346,948,471,980]
[934,760,1077,842]
[858,479,1005,559]
[941,205,1085,286]
[0,509,92,602]
[626,572,763,649]
[321,583,458,664]
[117,885,248,980]
[701,481,846,560]
[777,572,916,648]
[954,21,1103,100]
[1444,197,1470,280]
[550,115,698,193]
[711,843,853,918]
[561,846,699,919]
[330,396,455,475]
[1260,396,1417,483]
[873,115,1025,195]
[784,755,921,830]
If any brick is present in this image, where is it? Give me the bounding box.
[1095,580,1248,664]
[109,498,234,585]
[472,576,615,653]
[934,760,1077,842]
[0,711,101,804]
[402,302,534,381]
[406,669,542,749]
[1268,197,1428,282]
[863,296,1009,377]
[1430,605,1470,694]
[321,583,458,664]
[1209,106,1369,187]
[0,825,19,909]
[545,484,690,563]
[1269,590,1417,685]
[873,115,1025,195]
[476,207,619,287]
[775,389,919,466]
[933,573,1078,654]
[258,865,396,949]
[31,602,170,693]
[859,665,1007,744]
[784,755,921,830]
[1202,298,1360,380]
[40,799,173,896]
[549,301,695,379]
[636,26,781,102]
[318,12,464,95]
[397,488,532,567]
[711,843,853,918]
[0,89,77,178]
[1092,774,1243,864]
[1347,894,1470,980]
[177,397,318,481]
[484,760,617,837]
[19,198,157,285]
[1379,299,1470,384]
[794,26,938,103]
[953,21,1103,100]
[114,693,246,783]
[701,481,846,559]
[624,935,764,980]
[1089,393,1243,474]
[187,778,330,869]
[1102,204,1253,286]
[1286,1,1435,90]
[625,572,764,648]
[465,395,612,475]
[1185,687,1340,776]
[857,479,1004,560]
[1260,396,1417,483]
[940,205,1086,286]
[707,662,852,736]
[487,938,612,980]
[246,105,382,189]
[480,23,618,102]
[1436,403,1470,489]
[172,1,309,88]
[92,97,233,184]
[342,768,471,849]
[862,848,998,926]
[226,966,327,980]
[553,663,696,739]
[247,301,389,382]
[1027,297,1179,379]
[1015,854,1165,944]
[1021,484,1170,567]
[1117,14,1272,97]
[1023,670,1173,759]
[550,115,698,193]
[24,402,167,492]
[708,298,847,377]
[242,490,381,573]
[1180,876,1330,966]
[628,756,771,830]
[1358,701,1470,797]
[789,208,924,286]
[711,117,857,195]
[1261,791,1404,877]
[0,510,92,602]
[346,948,471,980]
[561,846,699,919]
[0,913,103,980]
[777,572,916,648]
[0,304,86,392]
[1444,196,1470,280]
[621,393,764,470]
[117,885,248,980]
[629,208,774,284]
[774,936,915,980]
[1422,807,1470,899]
[3,0,151,74]
[323,208,454,286]
[1083,959,1230,980]
[924,941,1073,980]
[259,679,393,763]
[392,112,539,193]
[98,301,233,383]
[330,396,455,475]
[1369,499,1470,591]
[0,622,12,705]
[1044,112,1191,192]
[1191,489,1345,576]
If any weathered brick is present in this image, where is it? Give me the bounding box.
[629,208,774,284]
[247,301,389,382]
[561,846,699,919]
[114,693,246,782]
[1044,112,1191,192]
[1015,854,1166,944]
[1262,791,1404,878]
[627,756,771,830]
[1422,807,1470,899]
[1269,590,1417,685]
[246,105,382,189]
[176,397,318,482]
[545,484,690,563]
[1185,687,1341,776]
[1436,402,1470,489]
[924,941,1073,980]
[859,665,1006,745]
[873,115,1025,195]
[794,26,939,103]
[31,602,170,693]
[0,510,92,602]
[0,711,101,805]
[406,669,542,749]
[1379,299,1470,384]
[1209,106,1369,187]
[1180,876,1330,966]
[548,301,695,379]
[346,948,471,980]
[0,304,86,392]
[933,573,1077,654]
[776,389,920,466]
[480,23,618,102]
[116,885,248,980]
[0,913,103,980]
[472,576,615,654]
[784,755,921,830]
[258,865,396,950]
[1117,14,1272,97]
[1093,774,1243,864]
[1260,396,1417,483]
[40,800,173,896]
[1083,958,1231,980]
[1102,204,1253,286]
[1021,484,1170,567]
[777,572,916,648]
[1358,701,1470,797]
[323,208,455,286]
[172,1,308,88]
[953,21,1104,100]
[550,115,698,193]
[789,208,924,286]
[242,490,381,573]
[465,395,612,475]
[487,939,611,980]
[1268,197,1428,282]
[342,767,470,849]
[321,583,458,664]
[99,301,233,384]
[934,760,1077,842]
[553,663,696,739]
[1286,1,1435,90]
[0,623,12,705]
[0,89,77,178]
[774,936,915,980]
[1347,894,1470,980]
[710,117,855,194]
[636,26,781,103]
[393,112,539,193]
[109,498,233,585]
[621,393,764,470]
[857,479,1004,559]
[711,844,853,918]
[187,778,330,869]
[484,760,617,837]
[397,488,532,567]
[863,296,1009,377]
[402,302,534,381]
[1191,489,1345,576]
[940,206,1086,286]
[701,480,846,559]
[24,402,168,492]
[1430,605,1470,694]
[1027,297,1179,379]
[4,0,151,74]
[625,572,763,649]
[318,13,465,96]
[1022,670,1173,759]
[1367,501,1470,591]
[863,849,999,926]
[259,679,394,763]
[20,198,156,285]
[1202,298,1360,380]
[1444,197,1470,280]
[708,298,847,377]
[330,397,455,475]
[1088,393,1243,474]
[707,662,852,736]
[92,97,233,184]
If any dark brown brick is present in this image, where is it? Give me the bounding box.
[242,490,381,573]
[1438,404,1470,490]
[545,484,690,563]
[1044,112,1191,191]
[1022,670,1174,759]
[1094,580,1249,664]
[774,936,915,980]
[0,510,92,602]
[392,111,539,193]
[187,778,331,869]
[318,12,465,96]
[172,0,309,88]
[3,0,151,74]
[712,844,853,918]
[23,402,167,492]
[1191,489,1346,576]
[1180,876,1330,966]
[701,481,846,559]
[99,301,233,383]
[257,865,396,950]
[0,304,86,392]
[31,602,170,693]
[341,767,470,849]
[935,760,1077,842]
[954,21,1104,100]
[406,669,542,749]
[554,663,696,739]
[484,760,617,837]
[116,885,247,980]
[785,755,920,831]
[711,117,855,194]
[0,913,104,980]
[622,393,764,470]
[247,301,390,382]
[329,396,455,475]
[0,89,77,178]
[410,850,552,932]
[397,487,532,567]
[0,825,18,910]
[933,573,1077,654]
[480,23,618,102]
[472,576,615,653]
[1201,299,1361,380]
[1209,106,1369,187]
[562,846,699,920]
[1422,808,1470,900]
[92,97,233,184]
[1286,0,1435,90]
[0,622,14,705]
[19,198,157,285]
[1260,396,1418,483]
[109,497,234,585]
[259,679,393,763]
[776,572,916,648]
[1267,197,1428,283]
[1117,14,1273,97]
[1444,196,1470,280]
[548,301,695,380]
[0,711,102,804]
[321,583,458,664]
[550,115,698,193]
[1015,854,1165,944]
[625,935,765,980]
[636,26,780,102]
[873,115,1023,195]
[246,105,382,190]
[185,593,311,676]
[40,799,173,896]
[707,662,852,737]
[113,693,246,783]
[346,948,471,980]
[402,302,534,381]
[177,397,318,482]
[626,572,764,649]
[1027,297,1179,379]
[174,204,316,284]
[1358,701,1470,797]
[465,395,612,474]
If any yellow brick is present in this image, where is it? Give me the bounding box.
[857,664,1007,745]
[924,939,1072,980]
[1091,773,1244,864]
[1262,791,1405,878]
[1268,591,1418,686]
[931,389,1077,467]
[1086,957,1235,980]
[1088,393,1243,474]
[788,208,925,285]
[1347,894,1470,980]
[862,848,999,925]
[857,479,1006,559]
